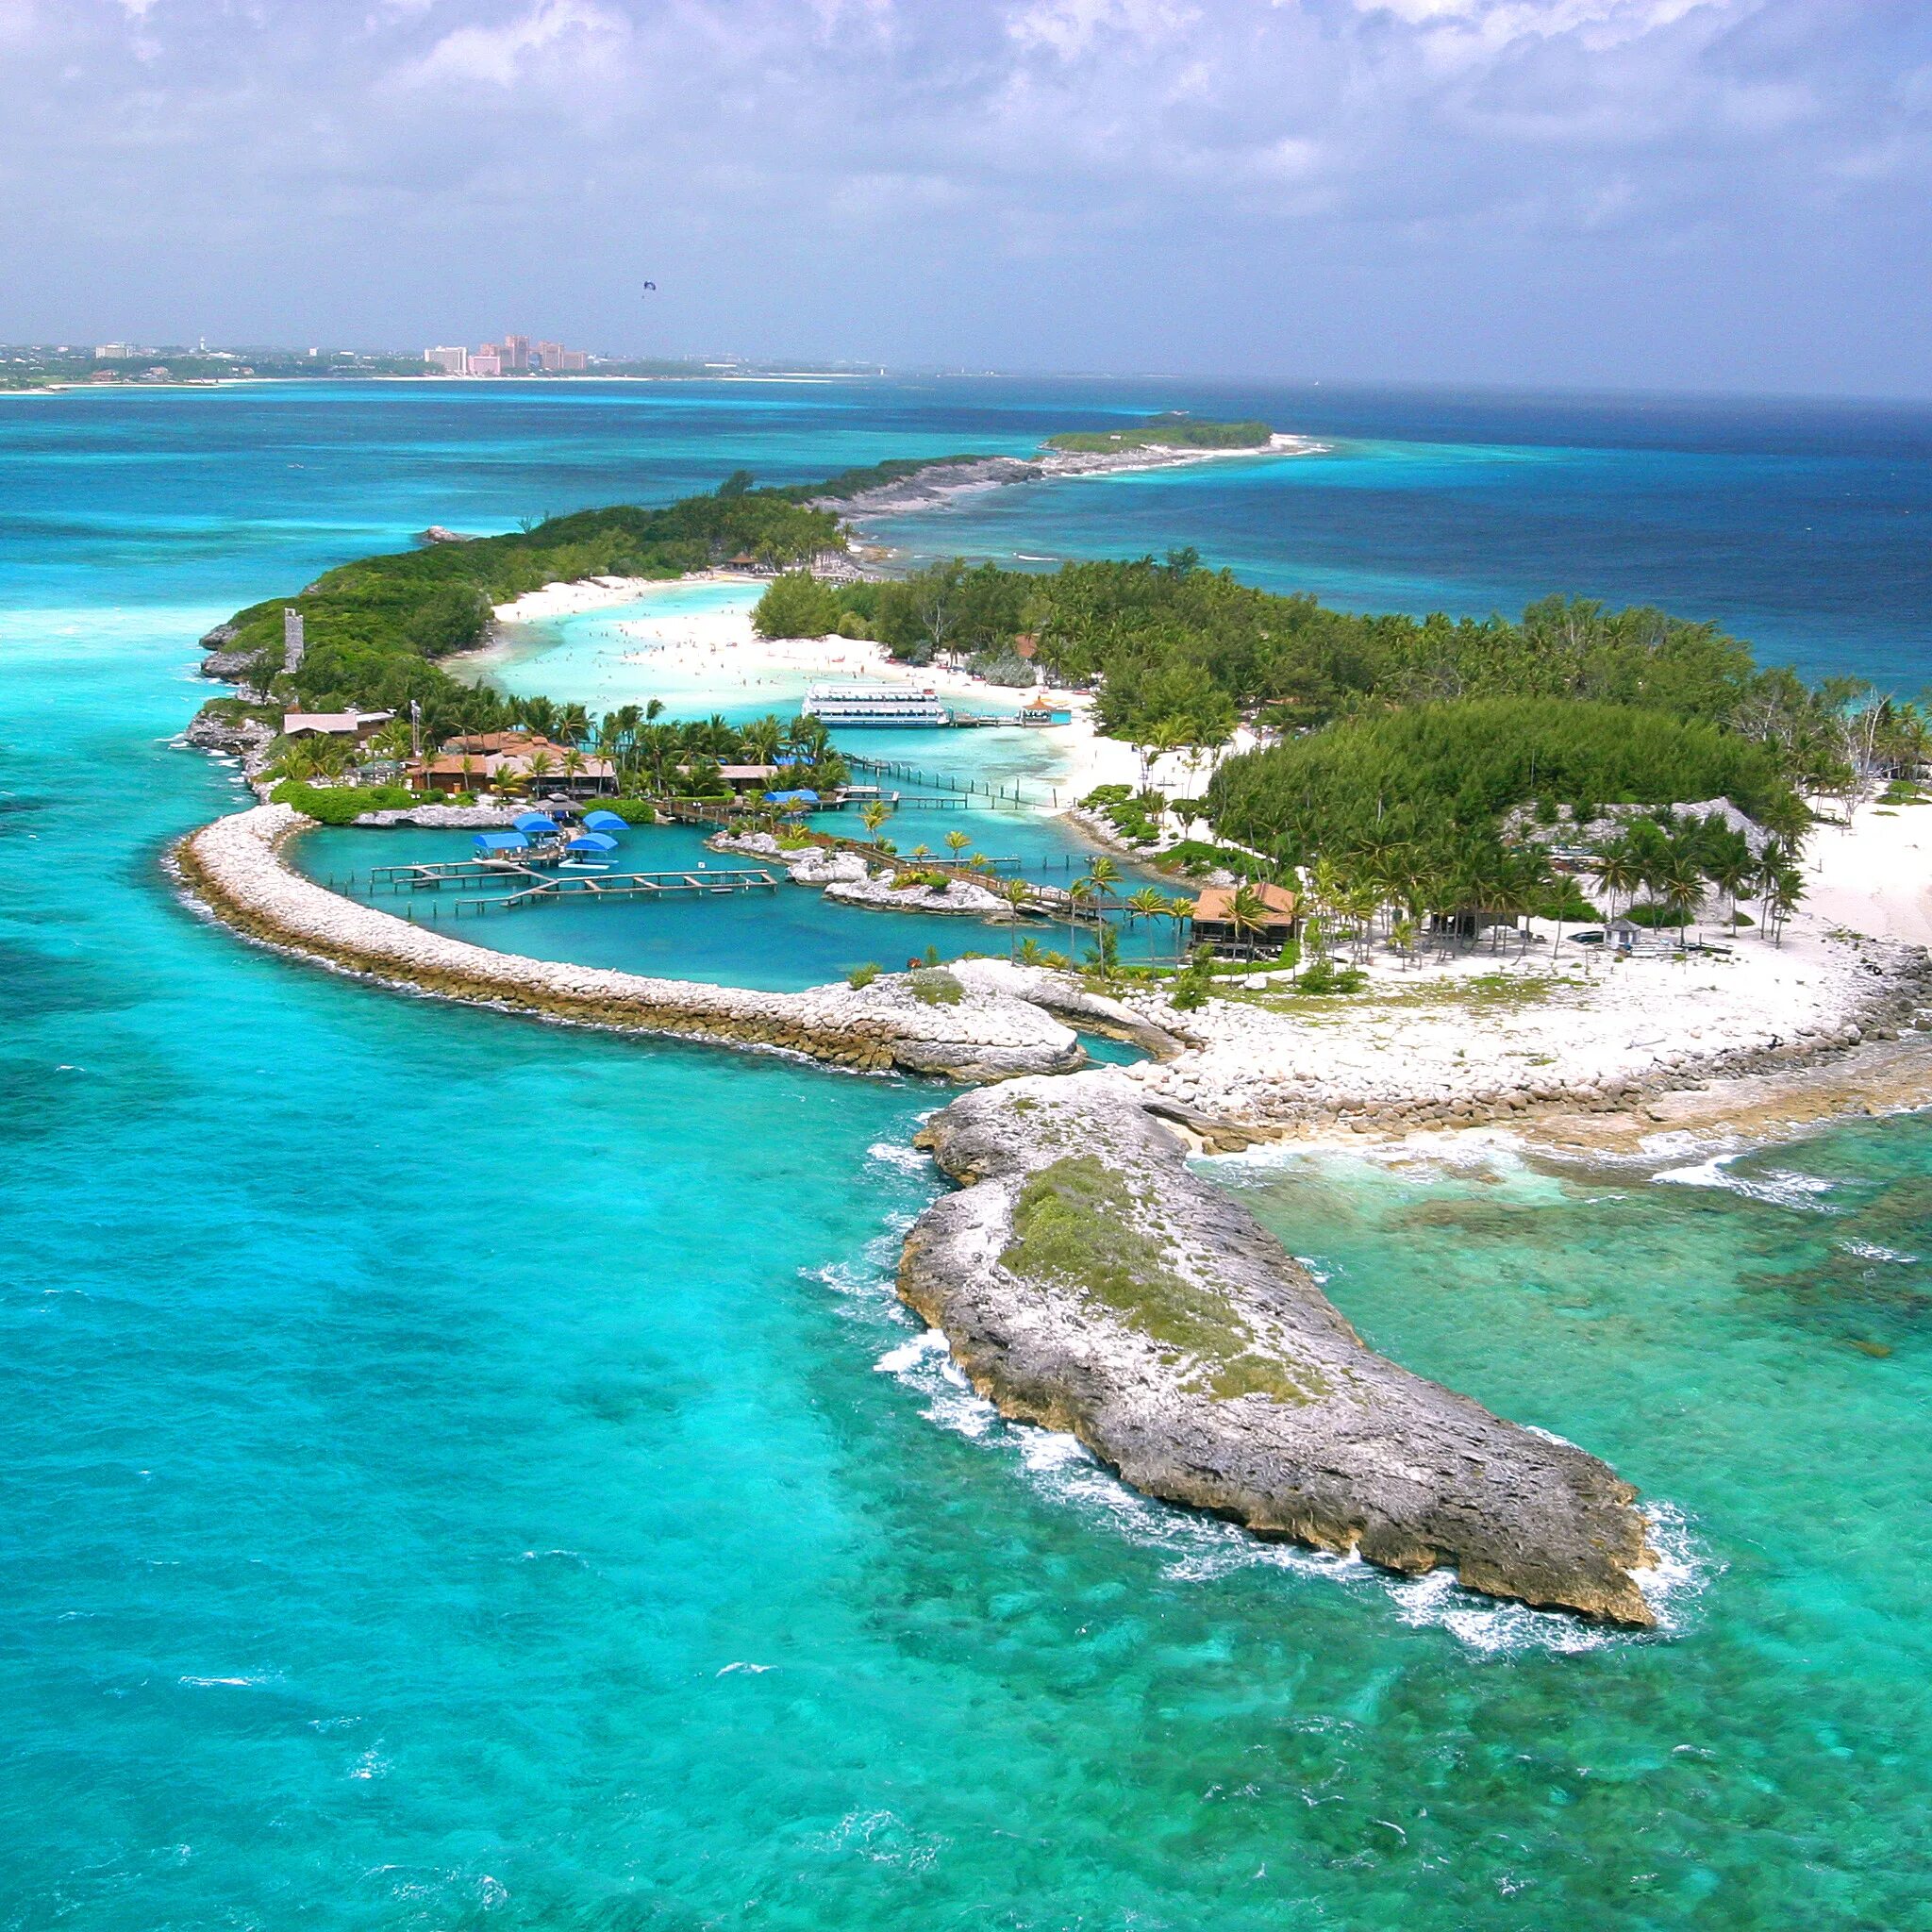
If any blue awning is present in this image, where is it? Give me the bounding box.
[474,830,528,852]
[566,832,619,852]
[580,809,626,831]
[762,789,820,804]
[512,811,558,832]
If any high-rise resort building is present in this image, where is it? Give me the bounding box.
[501,333,530,372]
[802,681,950,727]
[93,343,129,360]
[469,348,503,376]
[425,345,470,375]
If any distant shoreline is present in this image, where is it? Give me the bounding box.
[815,432,1325,521]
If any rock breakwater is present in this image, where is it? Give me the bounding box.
[173,806,1083,1081]
[900,1076,1659,1624]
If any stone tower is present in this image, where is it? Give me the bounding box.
[282,608,305,676]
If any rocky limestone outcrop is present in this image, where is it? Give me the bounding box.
[947,958,1187,1057]
[173,805,1084,1083]
[713,830,1020,919]
[900,1074,1658,1624]
[184,709,275,762]
[195,622,264,684]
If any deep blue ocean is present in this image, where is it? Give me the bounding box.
[4,377,1931,1930]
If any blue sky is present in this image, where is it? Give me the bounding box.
[8,0,1931,394]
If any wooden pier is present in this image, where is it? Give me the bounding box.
[354,858,779,918]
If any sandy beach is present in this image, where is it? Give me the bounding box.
[1802,793,1932,946]
[485,572,1144,790]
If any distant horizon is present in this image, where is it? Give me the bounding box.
[7,5,1928,402]
[10,344,1932,412]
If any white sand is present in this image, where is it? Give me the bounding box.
[1801,793,1932,946]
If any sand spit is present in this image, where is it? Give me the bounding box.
[172,805,1081,1082]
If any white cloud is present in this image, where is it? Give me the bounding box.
[0,0,1924,391]
[401,0,626,87]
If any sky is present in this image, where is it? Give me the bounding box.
[6,0,1931,395]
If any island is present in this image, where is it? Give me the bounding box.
[175,442,1932,1627]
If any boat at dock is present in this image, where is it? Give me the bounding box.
[803,681,950,727]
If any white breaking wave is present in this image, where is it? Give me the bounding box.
[867,1139,934,1174]
[1653,1155,1841,1211]
[1837,1238,1920,1264]
[868,1306,1708,1655]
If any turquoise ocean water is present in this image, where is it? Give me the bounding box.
[4,379,1931,1928]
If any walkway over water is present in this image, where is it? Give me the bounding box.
[349,858,781,918]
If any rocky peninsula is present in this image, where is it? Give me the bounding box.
[901,1075,1658,1624]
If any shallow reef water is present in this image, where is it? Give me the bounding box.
[3,379,1930,1927]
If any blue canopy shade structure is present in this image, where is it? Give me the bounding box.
[566,832,620,852]
[579,809,627,832]
[762,789,820,805]
[473,830,529,853]
[512,811,559,832]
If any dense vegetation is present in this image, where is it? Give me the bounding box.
[1207,698,1802,871]
[1045,414,1274,455]
[205,460,1924,935]
[753,550,1890,791]
[216,482,841,738]
[776,456,991,503]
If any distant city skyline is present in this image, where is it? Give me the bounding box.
[5,2,1931,399]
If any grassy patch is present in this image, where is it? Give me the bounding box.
[910,969,964,1007]
[1001,1156,1324,1404]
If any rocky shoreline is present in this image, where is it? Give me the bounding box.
[813,434,1320,521]
[172,806,1082,1082]
[901,1075,1658,1624]
[168,796,1932,1625]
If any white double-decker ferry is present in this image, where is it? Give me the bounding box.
[801,681,951,727]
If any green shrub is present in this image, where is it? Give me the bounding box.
[1294,957,1365,995]
[910,969,964,1007]
[271,779,389,826]
[847,961,882,990]
[752,571,842,639]
[1162,841,1274,880]
[1081,784,1135,808]
[1622,902,1689,929]
[1169,949,1215,1009]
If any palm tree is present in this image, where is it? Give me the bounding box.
[943,829,974,865]
[557,703,591,747]
[561,748,587,791]
[368,718,413,762]
[524,749,557,792]
[1067,874,1098,954]
[1586,837,1641,928]
[740,714,784,765]
[859,800,893,844]
[309,738,352,783]
[491,761,526,800]
[272,740,319,784]
[1226,883,1270,959]
[1086,855,1121,903]
[1657,853,1705,947]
